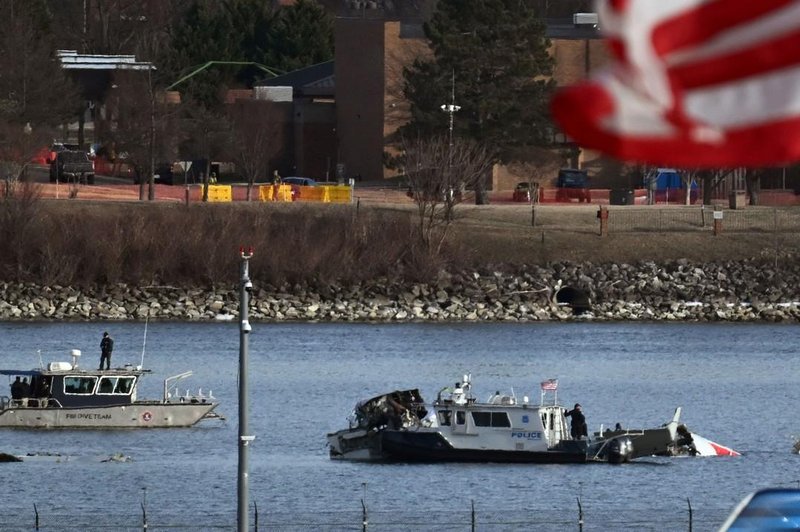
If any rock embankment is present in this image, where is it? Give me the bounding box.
[1,258,798,322]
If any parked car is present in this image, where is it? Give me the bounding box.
[134,163,175,185]
[48,150,95,185]
[555,168,591,202]
[512,182,532,202]
[282,176,317,186]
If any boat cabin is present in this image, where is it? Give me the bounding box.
[1,366,145,409]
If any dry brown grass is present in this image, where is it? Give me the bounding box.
[1,190,798,287]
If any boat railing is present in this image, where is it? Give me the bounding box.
[2,396,63,409]
[163,371,193,402]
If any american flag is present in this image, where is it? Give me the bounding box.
[551,0,800,167]
[541,379,558,391]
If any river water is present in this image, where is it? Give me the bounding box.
[0,321,797,531]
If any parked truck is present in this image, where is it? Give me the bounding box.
[48,150,95,185]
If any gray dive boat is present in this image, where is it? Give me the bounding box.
[0,350,222,429]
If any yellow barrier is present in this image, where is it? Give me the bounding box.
[258,184,294,202]
[207,185,232,202]
[294,185,325,202]
[257,184,352,203]
[325,185,352,203]
[258,185,272,201]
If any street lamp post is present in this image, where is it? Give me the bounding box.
[440,70,460,168]
[440,70,460,207]
[22,122,32,181]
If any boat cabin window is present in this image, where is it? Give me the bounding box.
[456,411,466,425]
[97,376,135,395]
[64,376,97,395]
[437,410,452,426]
[471,411,511,428]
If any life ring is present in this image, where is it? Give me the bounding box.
[142,411,152,422]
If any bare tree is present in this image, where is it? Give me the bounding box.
[0,3,80,181]
[226,99,287,201]
[745,168,762,206]
[108,69,178,200]
[179,100,231,202]
[400,135,492,253]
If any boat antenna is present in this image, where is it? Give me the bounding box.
[37,349,44,369]
[140,313,149,370]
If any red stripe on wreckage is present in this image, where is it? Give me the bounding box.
[709,441,741,457]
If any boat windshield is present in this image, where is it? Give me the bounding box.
[97,376,135,395]
[64,376,97,395]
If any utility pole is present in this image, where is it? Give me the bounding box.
[237,247,254,532]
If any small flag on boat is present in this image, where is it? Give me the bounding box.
[541,379,558,391]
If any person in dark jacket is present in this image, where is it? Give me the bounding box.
[565,403,588,439]
[99,332,114,370]
[10,376,22,399]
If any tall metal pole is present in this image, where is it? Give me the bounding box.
[440,70,460,169]
[237,247,254,532]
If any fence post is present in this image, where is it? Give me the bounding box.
[700,204,705,227]
[687,497,692,532]
[471,499,476,532]
[713,209,723,236]
[141,487,148,531]
[361,499,368,531]
[577,497,584,532]
[33,503,39,531]
[774,208,779,269]
[531,203,536,227]
[597,206,608,237]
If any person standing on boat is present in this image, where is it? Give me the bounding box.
[99,332,114,370]
[565,403,588,440]
[10,376,23,400]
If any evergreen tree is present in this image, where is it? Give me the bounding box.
[267,0,334,73]
[166,1,239,108]
[402,0,554,160]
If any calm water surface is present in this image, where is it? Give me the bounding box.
[0,321,797,531]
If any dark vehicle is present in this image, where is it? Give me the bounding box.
[134,163,174,185]
[555,168,591,203]
[512,182,536,202]
[282,176,317,186]
[48,150,95,185]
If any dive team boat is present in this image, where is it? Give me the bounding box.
[0,349,222,429]
[327,374,685,463]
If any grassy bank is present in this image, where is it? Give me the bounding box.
[1,192,798,287]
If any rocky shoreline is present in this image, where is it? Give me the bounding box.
[1,258,799,322]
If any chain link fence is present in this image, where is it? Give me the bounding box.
[524,206,800,234]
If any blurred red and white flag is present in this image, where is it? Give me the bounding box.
[551,0,800,167]
[541,378,558,391]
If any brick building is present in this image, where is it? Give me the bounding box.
[333,10,610,189]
